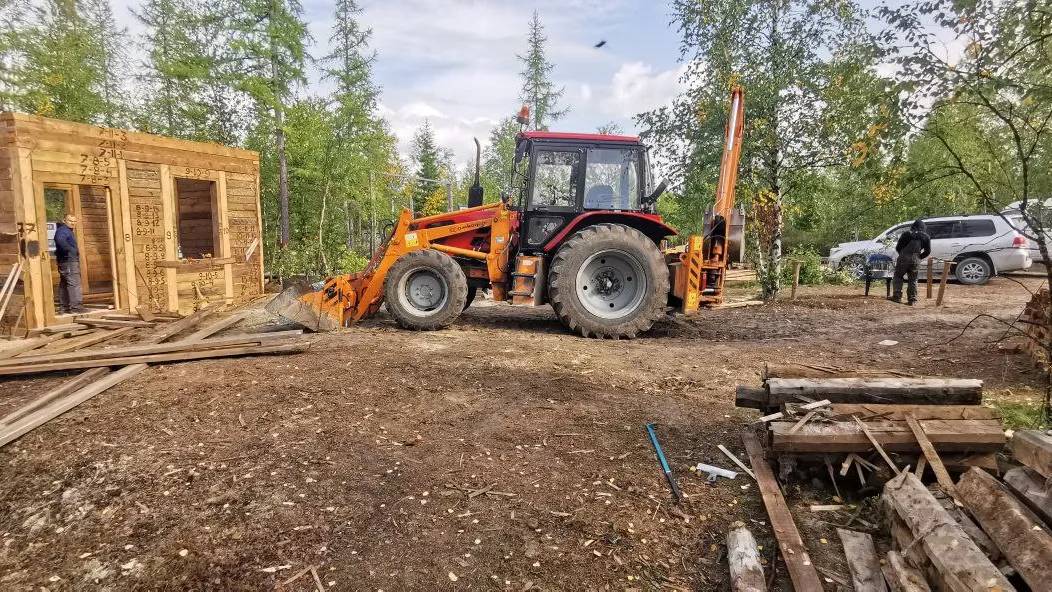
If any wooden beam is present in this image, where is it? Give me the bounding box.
[836,529,888,592]
[1003,466,1052,526]
[0,338,308,375]
[741,431,824,591]
[735,386,768,409]
[958,467,1052,591]
[763,363,911,380]
[765,378,983,406]
[182,310,248,341]
[1012,430,1052,478]
[904,413,955,495]
[159,164,178,312]
[726,522,766,592]
[769,419,1005,454]
[116,159,138,309]
[881,551,932,592]
[882,471,1014,592]
[829,404,998,421]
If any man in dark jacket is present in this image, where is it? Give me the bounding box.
[54,214,87,314]
[891,219,932,305]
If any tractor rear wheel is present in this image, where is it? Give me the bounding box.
[547,223,669,339]
[384,249,468,330]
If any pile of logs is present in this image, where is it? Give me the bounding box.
[882,430,1052,591]
[0,307,310,448]
[727,363,1052,591]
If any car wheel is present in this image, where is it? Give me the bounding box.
[955,256,992,285]
[839,254,866,280]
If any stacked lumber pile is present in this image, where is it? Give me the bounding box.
[736,364,1001,471]
[1020,287,1050,369]
[0,308,309,448]
[730,363,1052,591]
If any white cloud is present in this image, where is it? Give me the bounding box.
[580,84,593,101]
[599,62,686,120]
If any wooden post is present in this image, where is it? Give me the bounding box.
[726,522,766,592]
[957,467,1052,591]
[935,260,951,307]
[926,258,934,299]
[791,260,801,299]
[837,529,888,592]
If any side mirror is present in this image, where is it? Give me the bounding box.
[641,179,669,210]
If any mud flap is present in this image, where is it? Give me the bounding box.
[265,283,342,332]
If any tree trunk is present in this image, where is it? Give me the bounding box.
[272,53,290,248]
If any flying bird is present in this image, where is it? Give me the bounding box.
[594,40,607,48]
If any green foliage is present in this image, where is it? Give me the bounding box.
[517,11,567,131]
[4,0,128,124]
[780,246,853,286]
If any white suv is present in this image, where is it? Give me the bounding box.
[828,215,1032,284]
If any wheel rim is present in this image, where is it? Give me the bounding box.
[843,257,865,280]
[398,267,448,316]
[575,249,647,319]
[959,261,986,282]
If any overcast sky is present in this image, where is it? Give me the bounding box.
[107,0,926,165]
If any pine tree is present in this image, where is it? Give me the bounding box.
[411,120,443,215]
[229,0,309,248]
[517,11,568,131]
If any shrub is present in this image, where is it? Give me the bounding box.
[781,246,854,286]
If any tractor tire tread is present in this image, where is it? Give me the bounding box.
[547,223,669,339]
[383,249,468,330]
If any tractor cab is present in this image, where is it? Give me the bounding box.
[508,131,670,254]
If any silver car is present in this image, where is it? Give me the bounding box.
[827,215,1032,284]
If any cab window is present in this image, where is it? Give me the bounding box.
[530,151,579,208]
[583,148,640,210]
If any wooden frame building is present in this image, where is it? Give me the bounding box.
[0,113,264,333]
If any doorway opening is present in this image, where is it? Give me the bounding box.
[175,178,218,258]
[46,184,118,315]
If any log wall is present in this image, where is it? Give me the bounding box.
[0,112,263,331]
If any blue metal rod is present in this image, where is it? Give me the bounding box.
[646,423,682,502]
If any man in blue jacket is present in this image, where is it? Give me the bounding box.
[54,213,87,314]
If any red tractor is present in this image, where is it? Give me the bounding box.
[268,88,744,339]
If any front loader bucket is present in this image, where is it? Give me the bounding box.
[265,282,343,332]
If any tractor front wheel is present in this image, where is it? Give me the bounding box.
[548,223,669,339]
[384,249,468,330]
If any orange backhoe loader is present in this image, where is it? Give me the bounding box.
[267,88,745,339]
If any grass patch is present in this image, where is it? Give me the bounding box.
[986,393,1049,430]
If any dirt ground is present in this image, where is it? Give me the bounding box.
[0,276,1047,591]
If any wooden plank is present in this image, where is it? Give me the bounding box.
[1003,466,1052,526]
[765,377,983,406]
[904,413,956,495]
[75,318,154,329]
[40,327,133,355]
[135,305,156,322]
[740,431,824,591]
[153,257,236,269]
[1012,430,1052,478]
[217,171,234,305]
[881,551,932,592]
[717,444,756,480]
[726,522,766,592]
[0,367,110,427]
[855,416,901,474]
[769,419,1006,453]
[882,471,1015,592]
[829,404,998,421]
[0,330,303,368]
[0,340,308,375]
[836,529,888,592]
[787,410,816,434]
[957,467,1052,591]
[13,148,44,329]
[183,310,248,341]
